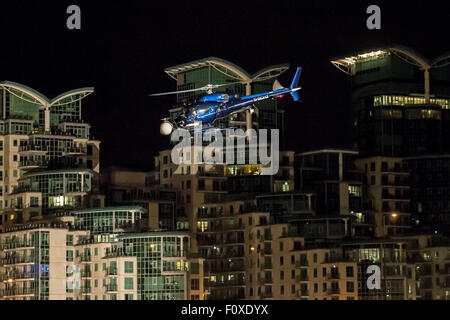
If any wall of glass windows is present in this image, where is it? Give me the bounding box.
[17,170,94,211]
[72,206,145,234]
[119,232,190,300]
[373,95,450,109]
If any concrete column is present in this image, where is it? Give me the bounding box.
[2,89,5,120]
[245,83,251,96]
[424,68,430,103]
[246,109,252,131]
[44,107,50,132]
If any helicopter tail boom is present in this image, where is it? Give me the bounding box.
[289,67,302,101]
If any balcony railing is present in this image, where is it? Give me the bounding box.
[105,284,118,292]
[296,274,309,281]
[81,287,92,294]
[260,262,273,270]
[208,279,246,287]
[327,273,340,280]
[106,268,118,276]
[328,288,340,295]
[18,159,48,169]
[295,260,309,267]
[297,289,309,297]
[18,145,48,153]
[1,257,35,266]
[79,254,92,262]
[1,288,35,297]
[81,270,92,278]
[0,273,36,281]
[0,241,35,250]
[261,291,273,298]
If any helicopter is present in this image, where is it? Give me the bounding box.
[151,67,302,135]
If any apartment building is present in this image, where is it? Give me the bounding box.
[0,82,101,230]
[355,157,411,238]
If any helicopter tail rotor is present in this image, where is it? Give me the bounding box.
[289,67,302,101]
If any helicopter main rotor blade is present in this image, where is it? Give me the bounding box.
[149,81,246,97]
[149,87,206,96]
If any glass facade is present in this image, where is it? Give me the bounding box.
[120,233,189,300]
[0,231,49,300]
[15,170,94,211]
[73,207,145,235]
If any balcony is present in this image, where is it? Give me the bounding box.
[381,167,409,174]
[259,278,273,285]
[106,268,118,276]
[261,234,273,241]
[297,289,309,297]
[327,273,340,280]
[1,257,35,266]
[295,260,309,267]
[208,279,246,287]
[105,284,118,292]
[63,146,87,156]
[0,241,35,250]
[381,180,410,188]
[296,274,309,281]
[81,270,92,278]
[260,262,273,270]
[18,159,48,170]
[79,254,92,262]
[1,287,35,297]
[81,287,92,294]
[0,273,36,282]
[18,144,48,155]
[262,248,272,255]
[261,291,273,299]
[328,288,340,295]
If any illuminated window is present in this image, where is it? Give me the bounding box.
[348,185,361,197]
[197,221,208,232]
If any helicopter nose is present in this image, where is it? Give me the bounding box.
[160,121,174,135]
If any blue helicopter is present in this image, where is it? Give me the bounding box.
[152,67,302,135]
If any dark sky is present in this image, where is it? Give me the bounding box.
[0,1,448,170]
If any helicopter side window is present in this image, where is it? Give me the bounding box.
[198,106,209,115]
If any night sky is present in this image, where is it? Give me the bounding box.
[0,1,448,170]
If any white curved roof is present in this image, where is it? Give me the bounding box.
[330,45,432,74]
[0,81,94,108]
[432,53,450,68]
[389,45,430,70]
[164,57,289,83]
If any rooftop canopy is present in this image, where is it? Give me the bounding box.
[330,45,431,75]
[0,81,94,108]
[432,52,450,68]
[164,56,289,83]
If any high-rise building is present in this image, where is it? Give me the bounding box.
[404,154,450,233]
[354,156,411,238]
[0,82,101,230]
[330,46,450,157]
